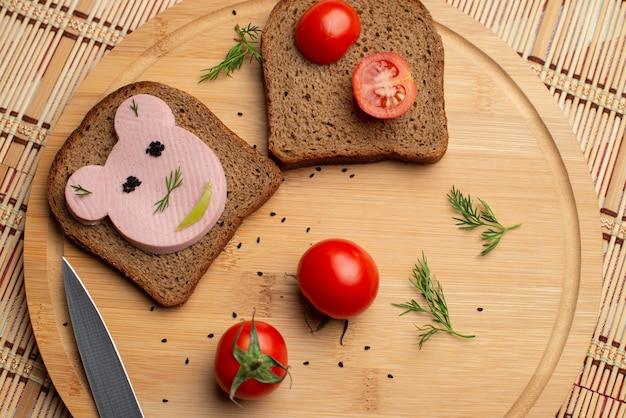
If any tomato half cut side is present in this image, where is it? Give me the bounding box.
[352,51,417,119]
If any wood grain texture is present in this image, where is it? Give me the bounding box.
[23,0,602,416]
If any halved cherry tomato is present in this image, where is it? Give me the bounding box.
[295,0,361,64]
[352,51,417,119]
[214,315,289,402]
[297,238,379,319]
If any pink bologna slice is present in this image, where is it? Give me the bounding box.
[64,94,228,254]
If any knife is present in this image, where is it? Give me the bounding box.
[62,256,144,418]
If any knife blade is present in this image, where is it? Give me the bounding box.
[62,256,144,418]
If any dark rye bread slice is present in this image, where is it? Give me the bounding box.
[262,0,448,170]
[48,81,282,307]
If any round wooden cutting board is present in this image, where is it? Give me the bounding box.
[24,0,602,416]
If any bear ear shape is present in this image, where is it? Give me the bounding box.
[114,94,176,134]
[65,165,109,225]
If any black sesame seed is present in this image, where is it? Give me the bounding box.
[341,168,348,172]
[364,345,371,350]
[162,399,169,403]
[161,338,167,343]
[232,312,237,318]
[284,91,289,96]
[350,174,355,178]
[232,10,236,15]
[257,237,261,243]
[303,361,310,365]
[315,167,322,171]
[146,141,165,157]
[62,322,68,326]
[150,306,155,311]
[257,272,263,276]
[309,173,315,178]
[306,227,311,233]
[122,175,142,193]
[208,333,214,338]
[237,112,243,116]
[281,217,286,222]
[185,358,189,365]
[477,307,484,312]
[237,242,242,249]
[270,212,276,216]
[387,374,394,379]
[338,361,344,368]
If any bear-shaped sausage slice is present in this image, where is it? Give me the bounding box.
[64,94,228,254]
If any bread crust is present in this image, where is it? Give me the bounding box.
[262,0,448,170]
[48,81,282,306]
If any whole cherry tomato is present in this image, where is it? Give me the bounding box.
[295,0,361,64]
[297,238,379,319]
[352,51,417,119]
[214,315,289,402]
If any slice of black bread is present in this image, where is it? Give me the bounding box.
[261,0,448,170]
[48,81,282,306]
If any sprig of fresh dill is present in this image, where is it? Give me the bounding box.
[394,253,474,349]
[200,24,262,82]
[130,99,139,117]
[71,184,92,197]
[447,186,521,256]
[154,167,183,213]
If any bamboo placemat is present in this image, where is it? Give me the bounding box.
[0,0,624,416]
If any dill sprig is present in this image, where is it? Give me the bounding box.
[130,99,139,117]
[394,253,474,349]
[71,184,92,197]
[447,186,521,256]
[200,24,262,82]
[154,167,183,213]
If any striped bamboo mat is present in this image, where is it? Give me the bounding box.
[0,0,624,416]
